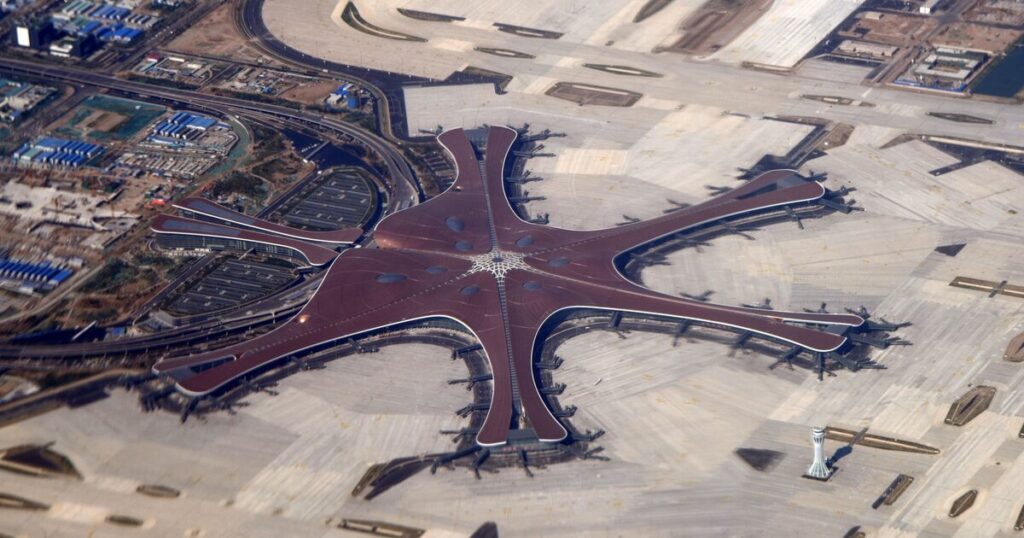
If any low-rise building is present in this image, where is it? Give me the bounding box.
[0,256,74,292]
[837,40,898,58]
[0,79,56,123]
[12,137,105,168]
[326,83,361,109]
[914,47,986,81]
[151,111,219,139]
[49,34,98,58]
[920,0,943,15]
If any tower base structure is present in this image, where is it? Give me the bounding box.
[802,466,838,482]
[804,426,835,481]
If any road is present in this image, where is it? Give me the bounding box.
[0,267,325,360]
[130,254,216,325]
[0,55,421,355]
[0,302,302,360]
[254,0,1024,148]
[237,0,516,144]
[13,0,1018,360]
[132,141,352,324]
[112,0,227,70]
[235,0,415,143]
[0,57,421,211]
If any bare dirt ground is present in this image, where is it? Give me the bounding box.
[279,80,339,105]
[931,22,1023,54]
[965,0,1024,26]
[81,110,127,133]
[49,124,314,328]
[165,2,277,65]
[665,0,772,54]
[839,12,939,48]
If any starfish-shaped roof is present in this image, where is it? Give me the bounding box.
[153,126,864,447]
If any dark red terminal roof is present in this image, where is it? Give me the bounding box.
[174,197,363,245]
[150,214,339,267]
[153,126,864,447]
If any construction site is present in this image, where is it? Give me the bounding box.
[0,69,361,339]
[808,0,1024,98]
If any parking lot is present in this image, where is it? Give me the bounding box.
[165,257,296,316]
[273,167,376,230]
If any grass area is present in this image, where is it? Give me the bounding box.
[336,109,377,132]
[82,307,120,323]
[167,256,198,278]
[211,172,266,199]
[307,104,376,131]
[133,253,177,269]
[80,259,139,294]
[228,123,302,201]
[54,95,166,142]
[251,150,306,181]
[252,123,286,155]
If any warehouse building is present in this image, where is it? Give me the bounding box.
[152,111,219,140]
[0,256,74,293]
[12,137,105,168]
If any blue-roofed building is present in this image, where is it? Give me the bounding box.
[152,111,220,139]
[11,142,31,160]
[0,257,74,292]
[327,84,361,109]
[53,269,73,284]
[111,26,141,43]
[92,5,129,20]
[35,136,64,149]
[12,136,104,168]
[77,19,101,36]
[186,116,217,130]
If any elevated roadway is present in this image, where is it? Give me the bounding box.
[0,301,306,360]
[237,0,516,143]
[0,58,421,358]
[0,58,422,210]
